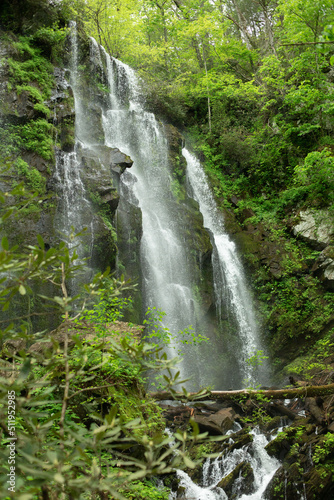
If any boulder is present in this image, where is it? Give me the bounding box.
[2,339,26,358]
[311,245,334,291]
[0,359,19,379]
[79,145,133,193]
[208,407,237,434]
[193,414,225,435]
[225,429,253,454]
[291,209,334,250]
[193,407,237,435]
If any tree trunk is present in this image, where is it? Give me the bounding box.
[150,383,334,401]
[230,0,256,50]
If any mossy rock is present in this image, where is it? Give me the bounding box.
[217,461,255,498]
[165,123,187,182]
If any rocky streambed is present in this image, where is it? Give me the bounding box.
[160,387,334,499]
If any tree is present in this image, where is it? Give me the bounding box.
[0,180,218,499]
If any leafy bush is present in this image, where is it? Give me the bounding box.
[293,148,334,206]
[0,183,217,499]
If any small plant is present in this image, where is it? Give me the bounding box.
[246,350,269,368]
[15,157,46,194]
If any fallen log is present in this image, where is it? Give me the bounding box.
[265,402,297,421]
[150,383,334,401]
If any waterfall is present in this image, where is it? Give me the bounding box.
[183,149,268,386]
[53,150,87,242]
[60,29,269,390]
[101,55,204,386]
[94,44,268,390]
[52,22,94,292]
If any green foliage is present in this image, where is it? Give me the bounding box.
[15,119,55,161]
[8,38,54,97]
[246,350,268,368]
[0,180,220,499]
[15,157,46,194]
[0,126,20,159]
[284,330,334,380]
[262,275,334,341]
[31,24,69,61]
[293,148,334,207]
[2,35,58,169]
[118,479,169,500]
[313,433,334,470]
[15,84,51,118]
[143,307,209,356]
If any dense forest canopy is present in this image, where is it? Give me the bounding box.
[1,0,334,192]
[54,0,334,197]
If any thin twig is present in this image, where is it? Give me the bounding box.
[281,41,334,46]
[68,382,116,400]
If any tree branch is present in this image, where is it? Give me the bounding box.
[68,382,116,401]
[282,41,334,46]
[150,383,334,401]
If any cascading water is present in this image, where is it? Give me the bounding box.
[170,426,281,500]
[101,54,210,386]
[52,22,95,291]
[53,32,282,499]
[91,46,278,498]
[94,43,270,390]
[183,149,269,386]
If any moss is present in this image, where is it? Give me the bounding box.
[16,119,55,161]
[15,157,46,194]
[8,48,54,98]
[189,441,219,461]
[110,387,165,438]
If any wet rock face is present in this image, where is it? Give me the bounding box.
[217,461,255,498]
[311,245,334,291]
[223,200,292,279]
[78,145,133,210]
[290,210,334,290]
[0,36,74,250]
[51,68,75,152]
[165,123,187,181]
[0,28,136,271]
[264,414,334,500]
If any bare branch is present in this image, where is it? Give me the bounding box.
[282,41,334,46]
[150,383,334,401]
[68,382,116,401]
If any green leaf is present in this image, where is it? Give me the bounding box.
[183,455,196,468]
[19,284,26,295]
[1,236,9,250]
[54,473,65,483]
[37,234,45,249]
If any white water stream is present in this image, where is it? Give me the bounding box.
[101,54,205,385]
[170,426,281,500]
[53,22,94,292]
[183,149,268,386]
